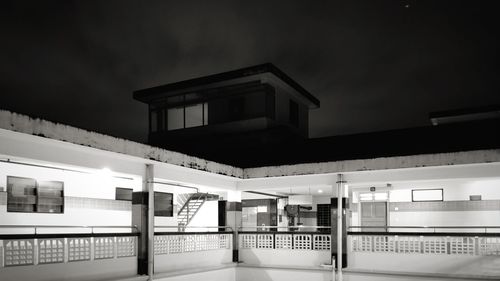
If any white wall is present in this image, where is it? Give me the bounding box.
[349,250,500,279]
[389,179,500,227]
[390,211,500,227]
[239,249,330,268]
[0,256,137,281]
[186,200,219,231]
[155,250,233,273]
[351,178,500,227]
[0,161,140,198]
[388,178,500,202]
[0,161,139,231]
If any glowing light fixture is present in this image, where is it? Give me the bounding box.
[97,167,113,178]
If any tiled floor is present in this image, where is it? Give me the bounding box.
[343,272,494,281]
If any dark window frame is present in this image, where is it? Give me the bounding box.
[7,176,64,214]
[37,180,64,214]
[115,187,133,201]
[154,191,174,217]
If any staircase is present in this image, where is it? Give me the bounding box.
[177,193,219,227]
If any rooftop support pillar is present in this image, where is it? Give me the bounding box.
[337,174,343,281]
[132,164,154,279]
[146,164,155,280]
[219,190,242,262]
[331,174,347,281]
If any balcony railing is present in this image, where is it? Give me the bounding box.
[0,224,139,235]
[0,225,139,268]
[347,226,500,278]
[348,226,500,256]
[237,226,333,269]
[348,225,500,233]
[154,232,233,254]
[239,233,331,251]
[153,226,234,273]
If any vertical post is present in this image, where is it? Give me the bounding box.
[337,174,343,281]
[225,191,242,262]
[133,165,155,278]
[146,164,155,281]
[226,201,242,262]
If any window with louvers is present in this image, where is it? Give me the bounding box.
[7,176,64,213]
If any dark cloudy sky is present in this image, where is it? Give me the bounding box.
[1,1,499,143]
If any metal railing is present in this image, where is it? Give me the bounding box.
[0,227,139,268]
[0,224,139,235]
[154,226,234,256]
[155,225,233,233]
[238,226,332,251]
[348,225,500,234]
[348,226,500,257]
[239,225,331,232]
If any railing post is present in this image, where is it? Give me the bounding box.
[146,164,155,281]
[335,174,347,281]
[34,238,39,265]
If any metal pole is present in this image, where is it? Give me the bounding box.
[146,164,155,281]
[337,174,343,281]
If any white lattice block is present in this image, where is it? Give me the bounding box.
[373,236,396,253]
[352,235,372,252]
[38,238,64,264]
[154,236,168,255]
[351,236,359,252]
[423,237,447,254]
[450,237,475,255]
[68,238,91,261]
[94,237,115,259]
[257,234,274,249]
[184,236,196,252]
[313,235,330,251]
[397,236,421,254]
[195,235,208,251]
[240,234,256,249]
[206,235,218,250]
[4,239,34,266]
[275,234,293,249]
[117,236,136,257]
[219,234,231,249]
[480,237,500,256]
[169,236,184,254]
[293,234,311,250]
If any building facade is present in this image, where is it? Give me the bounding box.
[1,109,500,281]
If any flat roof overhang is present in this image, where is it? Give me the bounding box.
[133,63,320,109]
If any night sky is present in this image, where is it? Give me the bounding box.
[1,1,499,143]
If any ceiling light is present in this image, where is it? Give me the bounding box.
[318,189,323,193]
[97,167,112,178]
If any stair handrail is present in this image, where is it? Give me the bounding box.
[177,193,196,215]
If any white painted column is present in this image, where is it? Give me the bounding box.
[330,184,336,281]
[227,190,242,262]
[337,174,344,281]
[146,164,155,281]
